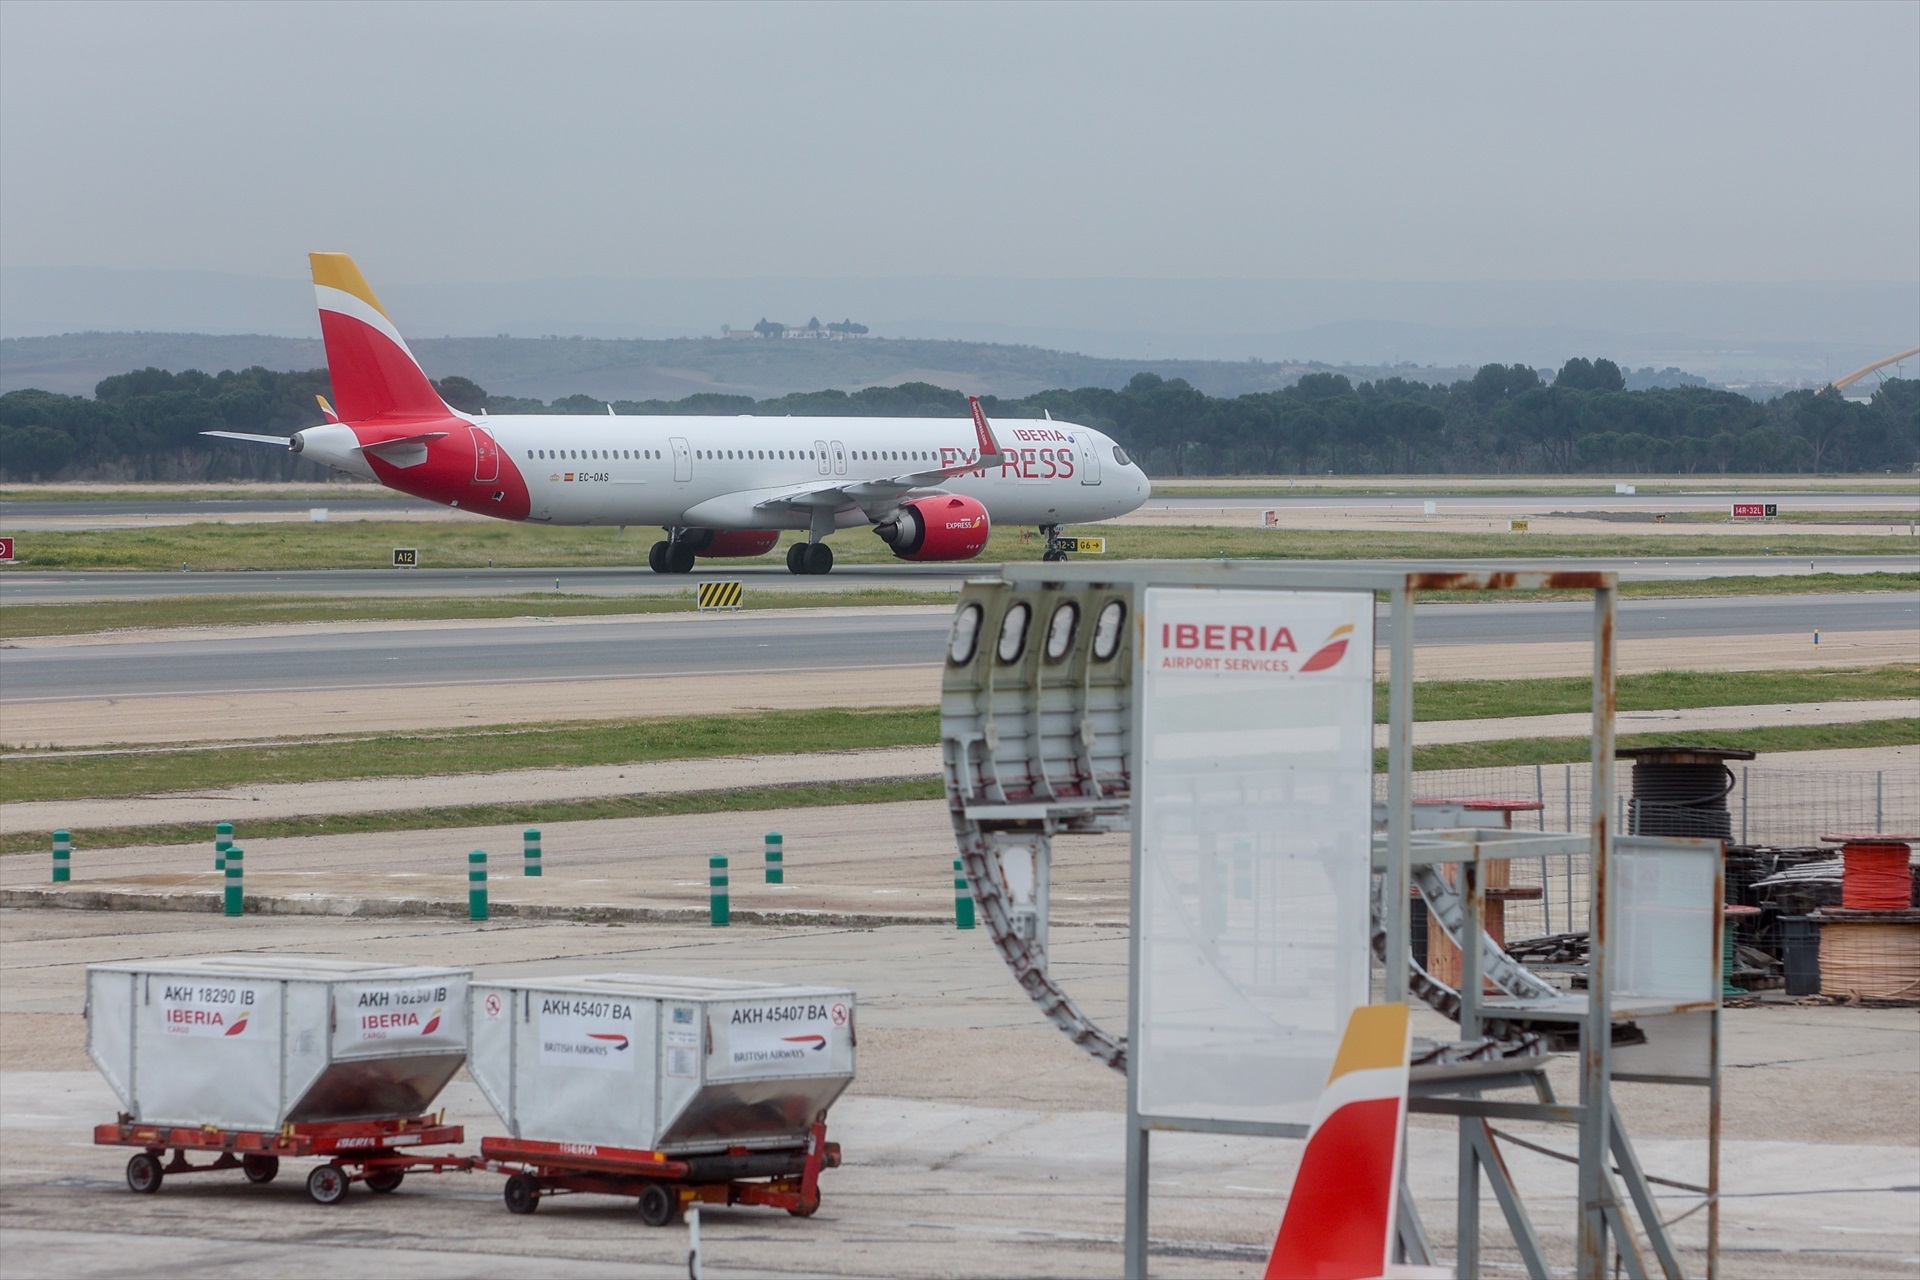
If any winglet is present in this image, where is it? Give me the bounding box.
[968,396,1005,465]
[1264,1003,1436,1280]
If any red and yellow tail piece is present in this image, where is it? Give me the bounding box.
[1265,1003,1440,1280]
[311,252,451,423]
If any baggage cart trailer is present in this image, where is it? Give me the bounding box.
[477,1118,840,1224]
[94,1114,472,1203]
[87,956,474,1201]
[467,973,855,1221]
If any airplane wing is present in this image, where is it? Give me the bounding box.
[753,395,1007,521]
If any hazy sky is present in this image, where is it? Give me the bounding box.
[2,0,1916,286]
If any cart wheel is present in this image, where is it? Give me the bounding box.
[787,1202,819,1218]
[365,1169,405,1194]
[503,1172,541,1215]
[241,1154,280,1185]
[306,1164,349,1205]
[125,1152,164,1194]
[636,1181,678,1227]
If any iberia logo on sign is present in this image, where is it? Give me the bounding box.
[1157,619,1354,675]
[1299,624,1354,672]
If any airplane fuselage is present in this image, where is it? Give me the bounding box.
[300,412,1150,530]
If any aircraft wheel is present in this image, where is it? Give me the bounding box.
[786,542,807,574]
[666,541,696,574]
[648,541,669,573]
[803,542,834,575]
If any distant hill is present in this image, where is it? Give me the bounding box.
[0,331,1476,402]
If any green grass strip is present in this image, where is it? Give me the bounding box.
[9,721,1910,856]
[3,518,1908,572]
[2,706,941,804]
[8,669,1911,805]
[1387,717,1919,773]
[1373,664,1917,723]
[0,588,957,639]
[0,776,946,857]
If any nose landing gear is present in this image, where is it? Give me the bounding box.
[1041,524,1071,563]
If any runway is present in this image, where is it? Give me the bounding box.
[3,555,1914,604]
[4,593,1911,704]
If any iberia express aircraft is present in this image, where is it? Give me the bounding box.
[206,254,1151,574]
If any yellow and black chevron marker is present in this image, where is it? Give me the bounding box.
[695,580,745,611]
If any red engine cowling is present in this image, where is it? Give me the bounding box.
[685,529,780,558]
[874,494,991,561]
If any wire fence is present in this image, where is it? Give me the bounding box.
[1377,762,1919,942]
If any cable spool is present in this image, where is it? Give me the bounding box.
[1617,745,1756,842]
[1824,834,1918,912]
[1817,919,1920,1001]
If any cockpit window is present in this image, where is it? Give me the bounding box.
[1111,444,1132,467]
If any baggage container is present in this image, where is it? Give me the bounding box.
[468,974,854,1154]
[87,956,470,1131]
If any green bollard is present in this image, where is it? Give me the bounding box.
[710,855,729,927]
[765,832,783,885]
[224,847,244,916]
[469,850,489,921]
[52,830,71,884]
[215,821,232,872]
[523,828,542,877]
[953,858,975,930]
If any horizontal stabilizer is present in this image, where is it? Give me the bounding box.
[355,431,449,455]
[201,431,294,448]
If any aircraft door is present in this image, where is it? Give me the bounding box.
[469,425,499,484]
[669,437,692,482]
[814,439,830,475]
[1078,434,1102,485]
[831,440,848,475]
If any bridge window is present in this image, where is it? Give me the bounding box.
[1092,601,1126,661]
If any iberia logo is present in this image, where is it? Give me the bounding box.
[420,1008,442,1036]
[224,1011,250,1037]
[782,1034,827,1052]
[588,1033,631,1052]
[1299,624,1354,673]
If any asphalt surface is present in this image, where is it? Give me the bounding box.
[3,555,1915,604]
[3,593,1912,703]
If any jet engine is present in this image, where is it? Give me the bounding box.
[683,529,781,557]
[873,494,991,561]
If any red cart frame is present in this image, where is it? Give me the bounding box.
[95,1113,471,1204]
[476,1119,840,1226]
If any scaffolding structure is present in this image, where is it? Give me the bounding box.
[940,561,1724,1279]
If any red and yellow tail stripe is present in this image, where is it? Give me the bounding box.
[310,252,453,423]
[1265,1003,1411,1280]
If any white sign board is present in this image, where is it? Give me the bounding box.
[1135,587,1375,1127]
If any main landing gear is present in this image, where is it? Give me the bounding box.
[786,541,834,575]
[1041,524,1071,563]
[648,536,696,574]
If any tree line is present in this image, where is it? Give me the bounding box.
[2,357,1913,481]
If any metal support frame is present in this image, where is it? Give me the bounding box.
[939,562,1721,1280]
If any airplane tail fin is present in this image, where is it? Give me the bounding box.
[309,253,453,423]
[1265,1003,1439,1280]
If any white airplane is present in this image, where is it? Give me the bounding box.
[207,254,1151,574]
